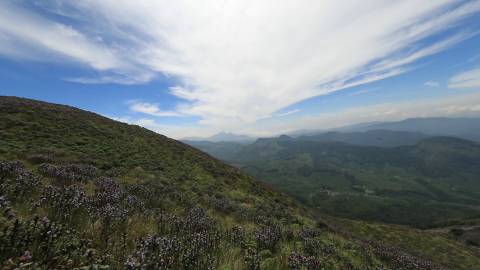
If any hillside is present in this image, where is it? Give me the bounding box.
[1,96,480,269]
[189,134,480,228]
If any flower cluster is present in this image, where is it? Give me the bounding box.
[371,242,446,270]
[89,178,144,223]
[36,184,88,221]
[288,251,322,270]
[125,235,180,269]
[0,216,96,268]
[0,161,39,200]
[126,208,220,270]
[0,161,23,176]
[254,225,282,251]
[38,163,97,182]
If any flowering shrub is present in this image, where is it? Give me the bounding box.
[0,216,100,269]
[288,252,322,270]
[35,185,88,222]
[38,163,97,182]
[0,161,40,200]
[126,207,220,270]
[254,225,282,251]
[371,241,447,270]
[125,235,180,269]
[89,178,144,223]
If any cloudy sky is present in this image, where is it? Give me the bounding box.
[1,0,480,138]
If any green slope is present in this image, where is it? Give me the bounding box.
[192,134,480,228]
[1,96,479,269]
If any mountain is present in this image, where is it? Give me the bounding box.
[180,140,245,161]
[287,121,384,137]
[225,135,480,228]
[183,131,255,143]
[1,96,479,269]
[350,117,480,142]
[297,129,429,147]
[288,117,480,142]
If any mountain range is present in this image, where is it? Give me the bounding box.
[295,117,480,142]
[183,117,480,145]
[183,131,255,143]
[186,123,480,228]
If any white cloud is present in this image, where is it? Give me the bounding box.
[424,81,440,87]
[448,67,480,88]
[112,92,480,139]
[128,101,183,117]
[348,88,378,96]
[2,1,480,131]
[239,92,480,137]
[0,2,120,70]
[277,109,300,117]
[105,115,215,139]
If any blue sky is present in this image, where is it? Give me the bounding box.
[0,0,480,138]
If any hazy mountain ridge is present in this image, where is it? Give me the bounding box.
[183,131,255,143]
[285,117,480,142]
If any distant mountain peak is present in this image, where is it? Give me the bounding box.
[278,134,292,140]
[183,131,255,142]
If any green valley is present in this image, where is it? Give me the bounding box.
[187,133,480,228]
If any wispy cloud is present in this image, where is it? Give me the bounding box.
[277,109,300,117]
[128,101,183,117]
[114,92,480,139]
[65,74,154,85]
[348,88,378,96]
[448,67,480,88]
[424,81,440,87]
[0,2,121,70]
[105,115,215,139]
[239,92,480,137]
[1,1,480,131]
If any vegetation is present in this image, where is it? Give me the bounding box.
[190,134,480,228]
[1,96,478,269]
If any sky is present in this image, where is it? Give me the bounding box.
[0,0,480,139]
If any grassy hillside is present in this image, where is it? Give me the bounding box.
[190,134,480,228]
[0,97,401,269]
[329,216,480,270]
[1,96,479,269]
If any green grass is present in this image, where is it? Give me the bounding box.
[201,135,480,227]
[331,216,480,270]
